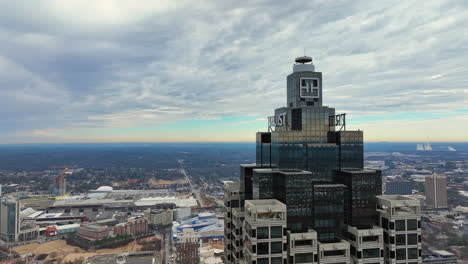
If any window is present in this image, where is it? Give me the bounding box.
[324,250,345,257]
[395,220,405,231]
[407,234,417,245]
[252,229,256,238]
[258,243,269,255]
[396,248,406,260]
[258,227,269,239]
[271,257,282,264]
[350,245,356,257]
[79,208,84,213]
[363,236,379,242]
[271,226,282,238]
[389,221,394,230]
[390,236,395,244]
[407,219,417,230]
[313,89,318,96]
[271,242,283,254]
[408,248,418,259]
[396,234,406,246]
[257,258,268,264]
[231,200,240,208]
[302,79,306,86]
[383,232,389,243]
[252,245,256,253]
[363,248,380,258]
[313,79,318,87]
[381,218,388,229]
[295,240,313,247]
[92,207,98,212]
[295,253,313,263]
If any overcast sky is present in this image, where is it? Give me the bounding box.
[0,0,467,143]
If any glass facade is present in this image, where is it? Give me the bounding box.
[248,58,382,243]
[335,169,382,228]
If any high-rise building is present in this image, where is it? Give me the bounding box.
[223,56,407,264]
[176,228,200,264]
[243,199,288,264]
[377,195,422,264]
[0,197,20,242]
[425,175,447,209]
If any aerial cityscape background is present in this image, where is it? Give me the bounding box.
[0,1,467,264]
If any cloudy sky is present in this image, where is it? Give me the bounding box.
[0,0,467,143]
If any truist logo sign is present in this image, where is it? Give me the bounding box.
[268,112,287,131]
[300,77,320,99]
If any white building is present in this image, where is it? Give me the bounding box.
[243,199,288,264]
[347,225,384,264]
[377,195,422,264]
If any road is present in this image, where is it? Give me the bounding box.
[178,159,206,208]
[163,226,173,264]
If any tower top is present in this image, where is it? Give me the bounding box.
[295,56,312,64]
[293,55,315,72]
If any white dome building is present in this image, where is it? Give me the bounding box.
[96,186,113,192]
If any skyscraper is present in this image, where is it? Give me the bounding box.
[425,175,447,209]
[224,56,407,264]
[0,197,20,242]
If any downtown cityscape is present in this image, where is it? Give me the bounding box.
[1,1,468,264]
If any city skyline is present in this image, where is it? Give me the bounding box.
[1,1,467,143]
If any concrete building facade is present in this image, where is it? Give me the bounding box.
[425,175,447,209]
[377,195,422,264]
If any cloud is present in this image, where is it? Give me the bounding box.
[0,0,467,142]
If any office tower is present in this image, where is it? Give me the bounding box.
[425,175,447,209]
[224,182,244,264]
[385,181,413,195]
[224,56,383,264]
[176,228,200,264]
[377,195,422,264]
[243,200,288,264]
[0,197,20,242]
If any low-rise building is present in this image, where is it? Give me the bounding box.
[113,216,148,236]
[422,250,457,264]
[77,223,112,240]
[144,209,173,226]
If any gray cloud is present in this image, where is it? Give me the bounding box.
[0,0,467,142]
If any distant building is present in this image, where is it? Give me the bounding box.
[177,228,200,264]
[385,181,413,195]
[422,250,457,264]
[113,216,148,237]
[425,175,447,209]
[0,197,20,242]
[144,209,173,227]
[77,223,112,240]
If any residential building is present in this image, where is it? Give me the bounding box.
[113,216,148,236]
